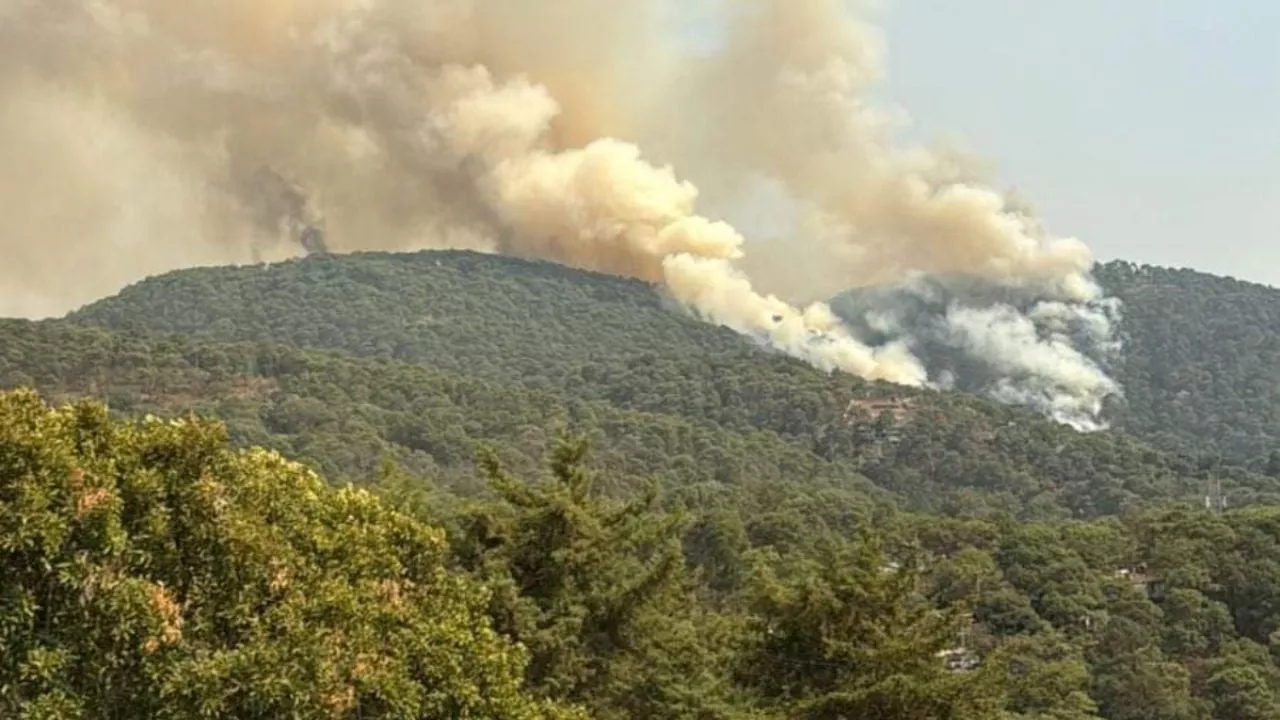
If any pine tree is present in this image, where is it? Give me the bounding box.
[455,436,742,719]
[736,535,1004,719]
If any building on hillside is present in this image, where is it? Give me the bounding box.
[1116,565,1165,602]
[846,396,914,421]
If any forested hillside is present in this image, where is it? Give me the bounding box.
[11,390,1280,719]
[1095,261,1280,466]
[0,318,892,508]
[72,254,1280,469]
[6,251,1280,718]
[2,251,1274,517]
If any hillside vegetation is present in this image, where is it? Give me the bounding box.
[1095,261,1280,466]
[10,390,1280,719]
[1,251,1271,517]
[5,251,1280,718]
[71,254,1280,470]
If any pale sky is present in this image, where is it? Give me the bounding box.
[879,1,1279,286]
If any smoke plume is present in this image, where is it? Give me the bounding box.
[0,0,1121,425]
[831,276,1122,429]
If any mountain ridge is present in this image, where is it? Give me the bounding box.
[65,251,1280,464]
[2,249,1275,518]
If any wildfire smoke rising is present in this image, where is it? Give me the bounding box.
[0,0,1120,426]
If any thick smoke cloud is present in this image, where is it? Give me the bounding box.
[0,0,1121,425]
[831,276,1122,429]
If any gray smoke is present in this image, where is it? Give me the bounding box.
[0,0,1124,427]
[239,166,328,259]
[832,276,1122,429]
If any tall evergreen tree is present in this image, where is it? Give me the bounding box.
[454,437,742,719]
[736,536,1004,719]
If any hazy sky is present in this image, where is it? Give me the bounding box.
[877,1,1279,287]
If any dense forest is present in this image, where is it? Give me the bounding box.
[10,389,1280,719]
[52,251,1280,509]
[4,250,1280,717]
[67,253,1280,468]
[1094,261,1280,466]
[0,255,1276,518]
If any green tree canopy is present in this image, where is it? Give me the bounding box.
[0,390,576,719]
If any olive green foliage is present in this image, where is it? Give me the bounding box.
[452,438,740,719]
[4,251,1280,719]
[382,448,1280,720]
[0,317,888,506]
[736,538,1002,719]
[0,390,575,719]
[12,250,1276,516]
[1095,261,1280,465]
[10,390,1280,719]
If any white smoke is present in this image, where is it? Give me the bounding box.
[0,0,1122,426]
[944,305,1119,430]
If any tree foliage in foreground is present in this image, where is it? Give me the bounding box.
[451,438,742,719]
[0,389,576,719]
[12,390,1280,718]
